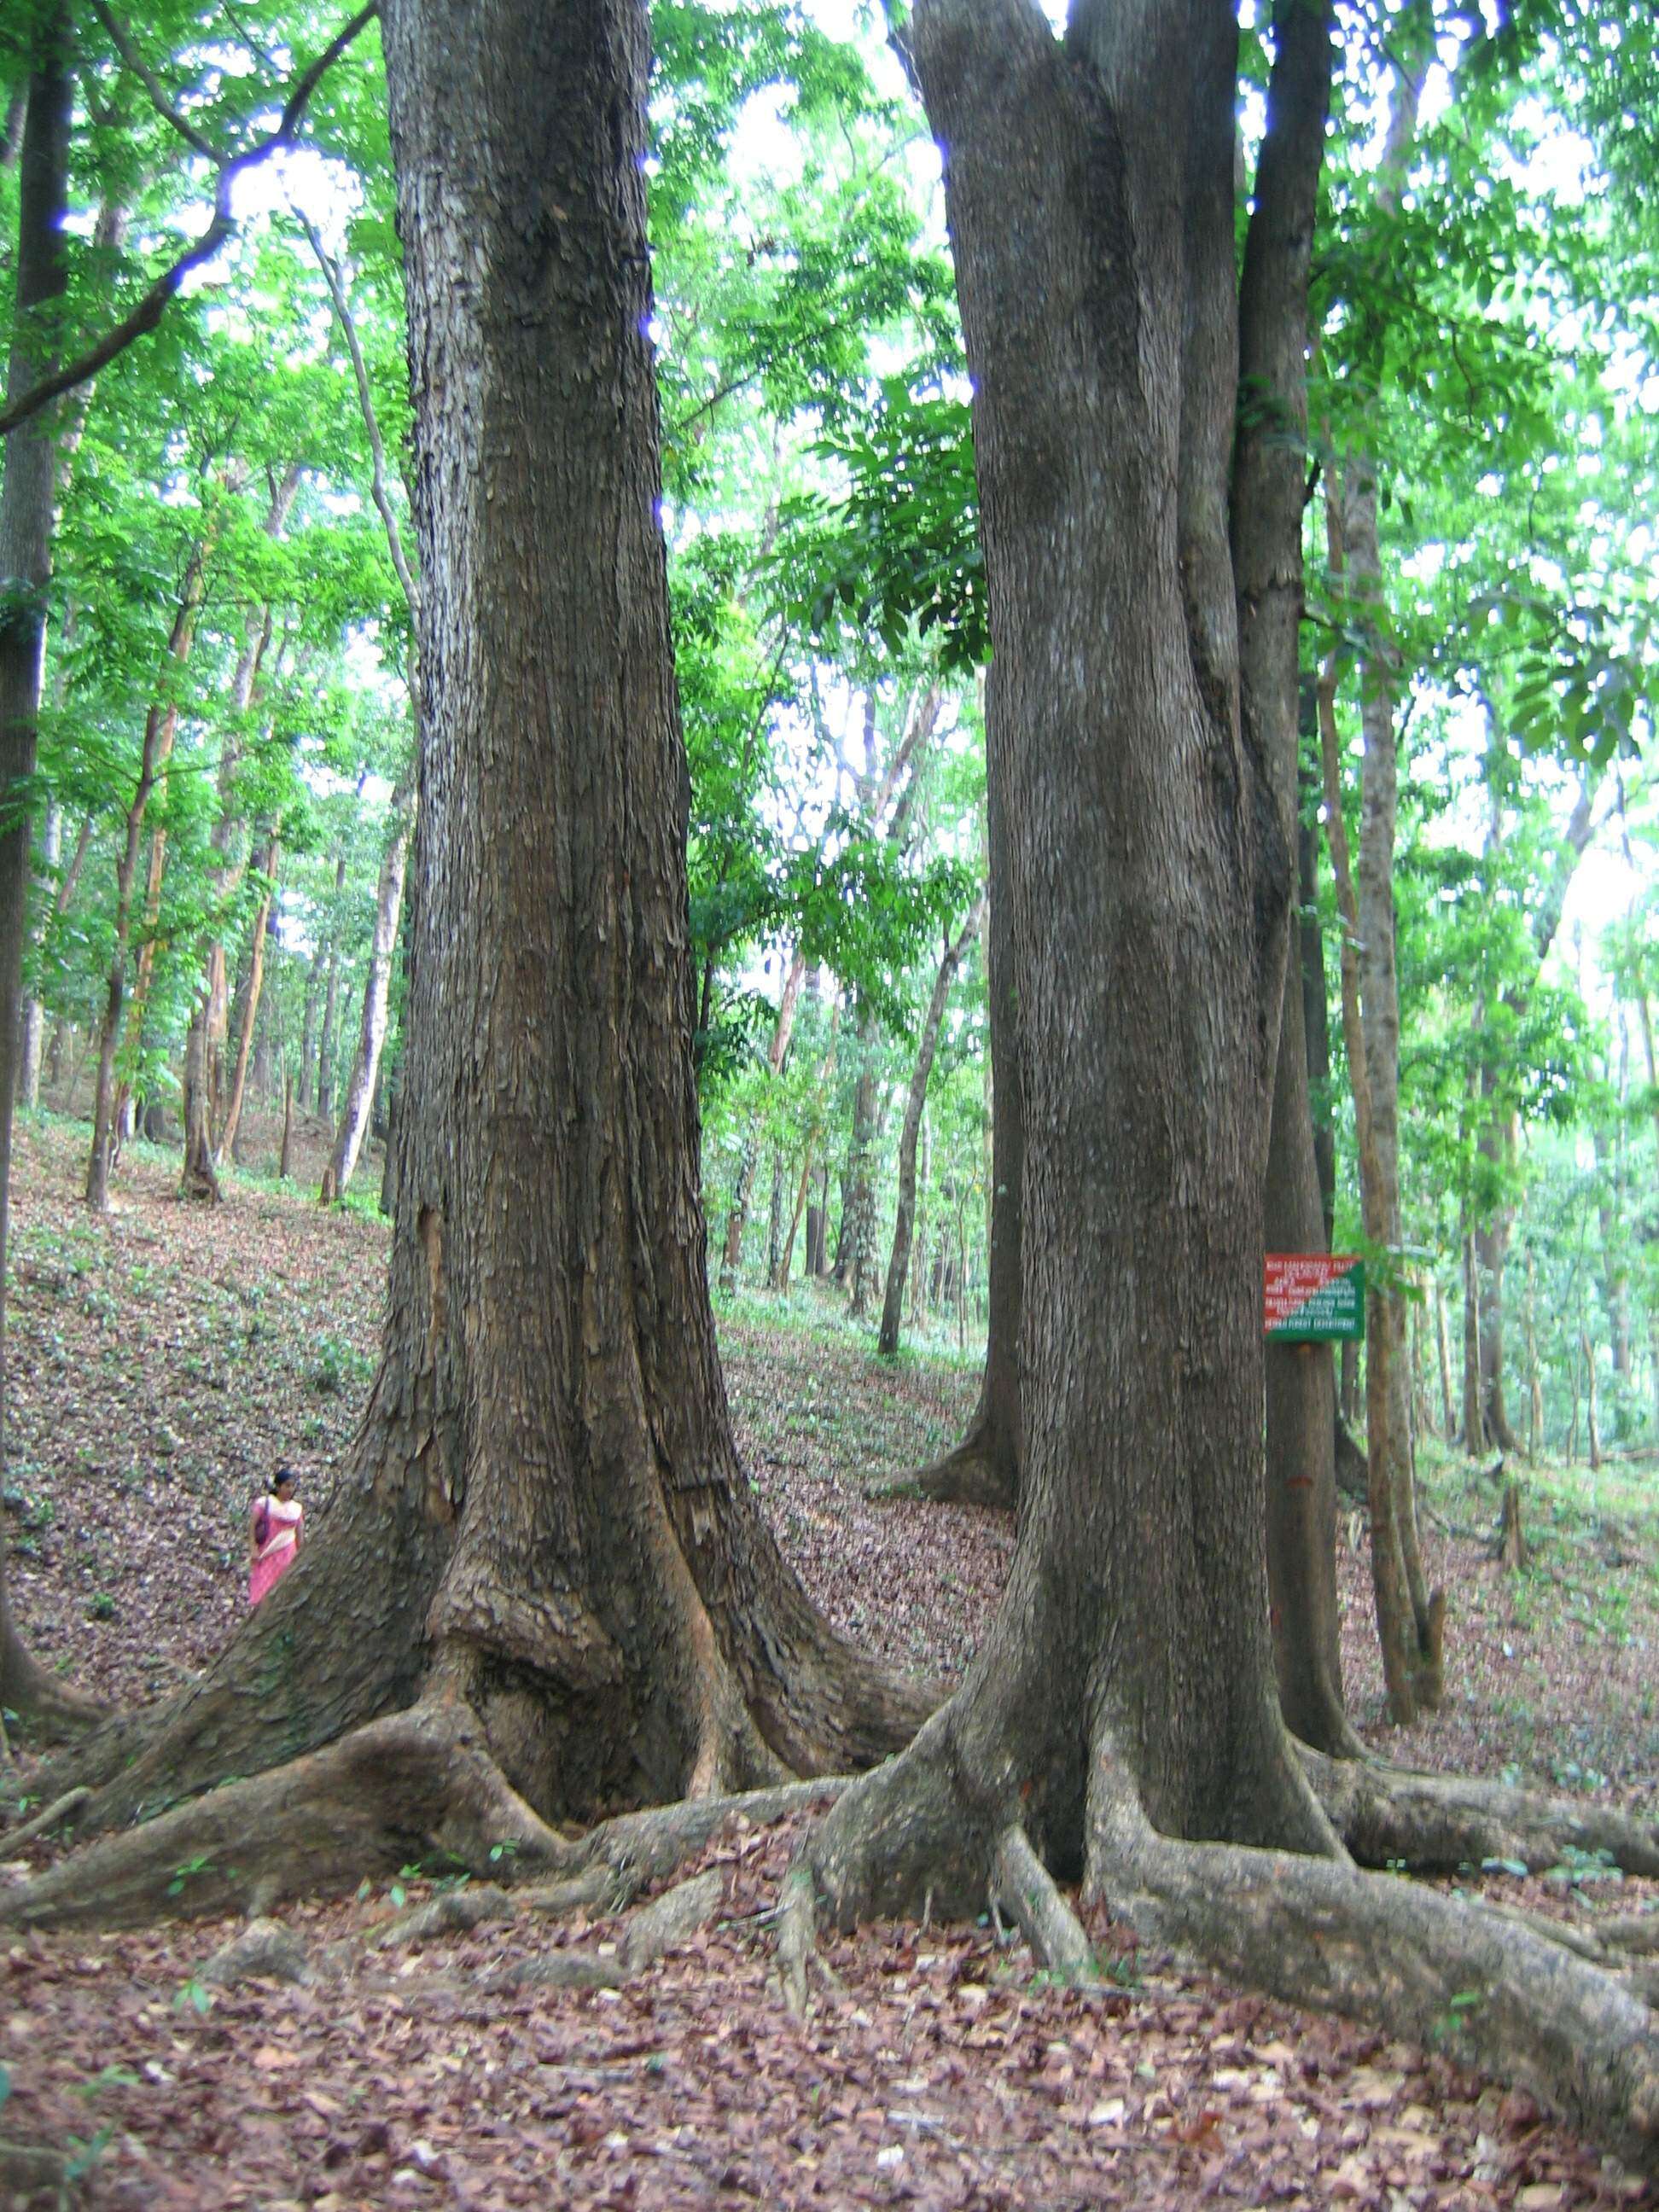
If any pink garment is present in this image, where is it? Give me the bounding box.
[248,1496,303,1607]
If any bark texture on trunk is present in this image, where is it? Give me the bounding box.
[794,6,1659,2169]
[45,0,928,1851]
[878,896,983,1357]
[813,0,1322,1905]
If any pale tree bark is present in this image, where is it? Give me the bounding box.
[27,0,926,1887]
[303,211,420,1208]
[0,12,99,1731]
[86,544,209,1208]
[775,1006,839,1290]
[177,468,300,1200]
[322,792,410,1202]
[313,877,346,1121]
[1462,1219,1484,1449]
[917,826,1022,1506]
[15,800,58,1109]
[217,835,280,1162]
[841,681,939,1315]
[1472,771,1602,1451]
[719,947,805,1289]
[878,893,984,1357]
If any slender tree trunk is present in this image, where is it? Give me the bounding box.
[299,952,323,1109]
[313,876,346,1124]
[323,793,412,1202]
[0,14,98,1729]
[1462,1225,1484,1452]
[1319,663,1437,1721]
[1435,1276,1455,1440]
[878,898,983,1357]
[719,947,804,1289]
[775,1008,838,1291]
[1582,1330,1602,1471]
[87,547,207,1208]
[765,1144,784,1285]
[112,727,181,1142]
[910,1109,929,1327]
[1524,1250,1544,1460]
[16,800,57,1109]
[1474,1092,1521,1452]
[841,1013,879,1313]
[917,853,1022,1507]
[218,838,278,1165]
[279,1071,294,1181]
[1593,1119,1631,1381]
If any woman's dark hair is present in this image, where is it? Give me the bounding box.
[274,1467,299,1493]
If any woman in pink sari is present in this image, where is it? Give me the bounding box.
[248,1470,304,1606]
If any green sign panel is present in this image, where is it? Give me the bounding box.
[1264,1254,1365,1342]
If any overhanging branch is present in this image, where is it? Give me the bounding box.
[0,1,381,441]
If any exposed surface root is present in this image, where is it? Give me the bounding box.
[621,1865,725,1973]
[777,1865,818,2017]
[0,1699,570,1930]
[0,1784,89,1854]
[486,1866,731,1995]
[1088,1781,1659,2175]
[991,1824,1093,1981]
[200,1915,314,1988]
[915,1425,1016,1511]
[1301,1744,1659,1877]
[569,1777,847,1893]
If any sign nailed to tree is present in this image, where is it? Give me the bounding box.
[1264,1254,1365,1342]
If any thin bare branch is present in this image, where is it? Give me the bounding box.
[0,1,381,440]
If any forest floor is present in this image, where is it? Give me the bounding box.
[0,1113,1655,2210]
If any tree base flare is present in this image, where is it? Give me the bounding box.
[792,1720,1659,2177]
[915,1422,1017,1511]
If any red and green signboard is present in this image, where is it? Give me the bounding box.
[1264,1254,1365,1342]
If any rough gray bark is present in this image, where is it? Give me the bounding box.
[36,0,928,1866]
[793,0,1659,2173]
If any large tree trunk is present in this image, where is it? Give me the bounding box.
[36,0,926,1869]
[0,15,98,1732]
[811,0,1329,1904]
[322,792,412,1202]
[795,3,1659,2174]
[878,896,983,1357]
